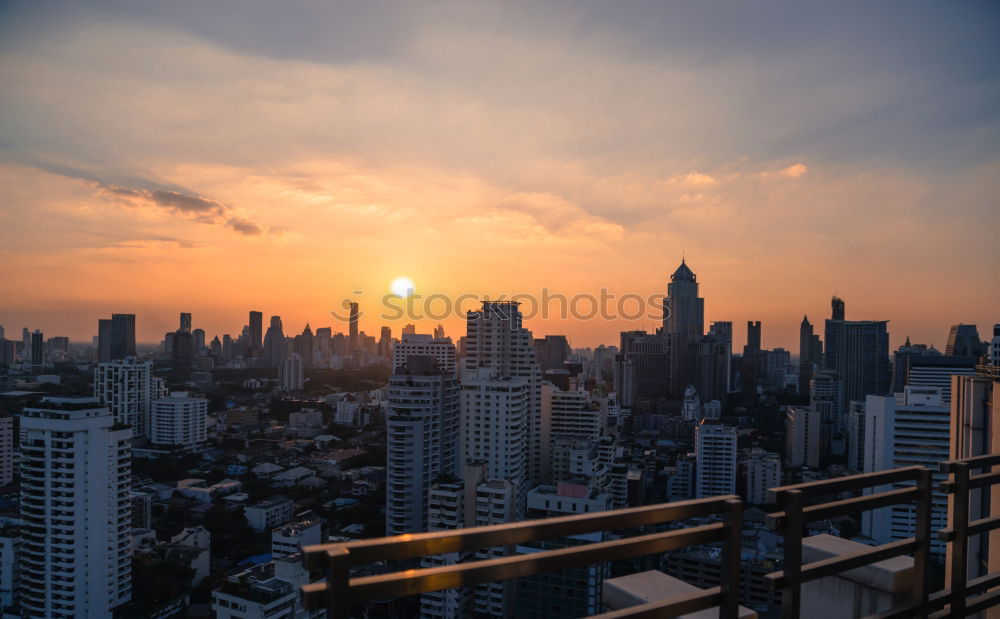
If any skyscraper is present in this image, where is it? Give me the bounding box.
[462,301,542,487]
[348,302,359,351]
[799,316,822,394]
[30,329,43,368]
[831,296,845,321]
[263,315,286,368]
[385,354,459,535]
[823,298,890,415]
[663,260,705,396]
[179,312,192,333]
[248,310,263,358]
[786,406,821,469]
[97,318,113,362]
[614,330,670,408]
[279,353,304,391]
[19,398,132,616]
[110,313,136,360]
[946,323,984,357]
[746,321,762,354]
[151,392,208,447]
[393,333,456,375]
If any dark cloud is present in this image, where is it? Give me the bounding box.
[149,189,224,214]
[227,217,263,235]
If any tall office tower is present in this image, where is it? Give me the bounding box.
[378,326,392,359]
[663,260,705,396]
[846,401,866,472]
[279,353,304,391]
[799,316,822,394]
[22,328,30,359]
[864,387,951,558]
[294,324,314,368]
[151,392,208,447]
[248,311,263,358]
[393,333,457,375]
[706,321,734,393]
[171,330,194,366]
[534,335,571,371]
[463,301,542,486]
[746,321,762,354]
[192,328,206,354]
[94,357,165,439]
[745,448,782,505]
[110,313,136,360]
[315,327,333,361]
[97,318,113,362]
[0,339,14,366]
[0,415,11,486]
[461,368,531,515]
[179,312,192,333]
[222,333,236,363]
[905,354,976,403]
[946,323,985,357]
[434,324,446,339]
[19,398,132,616]
[212,335,224,359]
[614,330,670,408]
[348,302,359,351]
[831,296,845,321]
[824,298,890,415]
[950,368,1000,583]
[30,330,43,367]
[690,337,730,401]
[385,356,460,535]
[263,315,286,368]
[694,421,736,498]
[786,406,821,468]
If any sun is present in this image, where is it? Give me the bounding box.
[390,276,416,298]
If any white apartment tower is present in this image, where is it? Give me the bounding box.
[94,357,166,439]
[863,386,951,558]
[461,369,530,516]
[279,353,304,391]
[745,448,782,505]
[694,421,737,498]
[786,406,821,469]
[19,398,132,617]
[393,333,457,375]
[151,392,208,447]
[386,355,460,535]
[462,301,542,486]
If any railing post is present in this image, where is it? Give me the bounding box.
[950,462,970,618]
[913,467,931,615]
[327,546,351,619]
[781,489,803,619]
[720,498,743,619]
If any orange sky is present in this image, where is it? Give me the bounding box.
[1,4,998,351]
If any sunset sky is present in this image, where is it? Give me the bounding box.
[1,1,998,351]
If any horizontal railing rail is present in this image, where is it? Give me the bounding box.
[302,495,743,618]
[764,466,932,619]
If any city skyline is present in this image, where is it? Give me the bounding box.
[1,2,998,350]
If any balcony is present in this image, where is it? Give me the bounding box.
[302,453,1000,618]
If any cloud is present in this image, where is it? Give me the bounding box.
[682,172,716,185]
[91,179,265,237]
[781,163,808,178]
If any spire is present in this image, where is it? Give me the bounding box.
[904,335,911,347]
[671,258,696,282]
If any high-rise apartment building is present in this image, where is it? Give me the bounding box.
[97,318,113,363]
[745,448,782,505]
[462,301,541,487]
[348,302,359,351]
[864,387,951,558]
[94,357,166,439]
[385,356,460,535]
[785,406,820,469]
[694,421,736,498]
[19,398,132,616]
[0,415,12,486]
[279,353,304,391]
[392,333,456,375]
[614,330,670,407]
[905,354,976,404]
[150,392,208,447]
[799,316,822,394]
[946,323,985,357]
